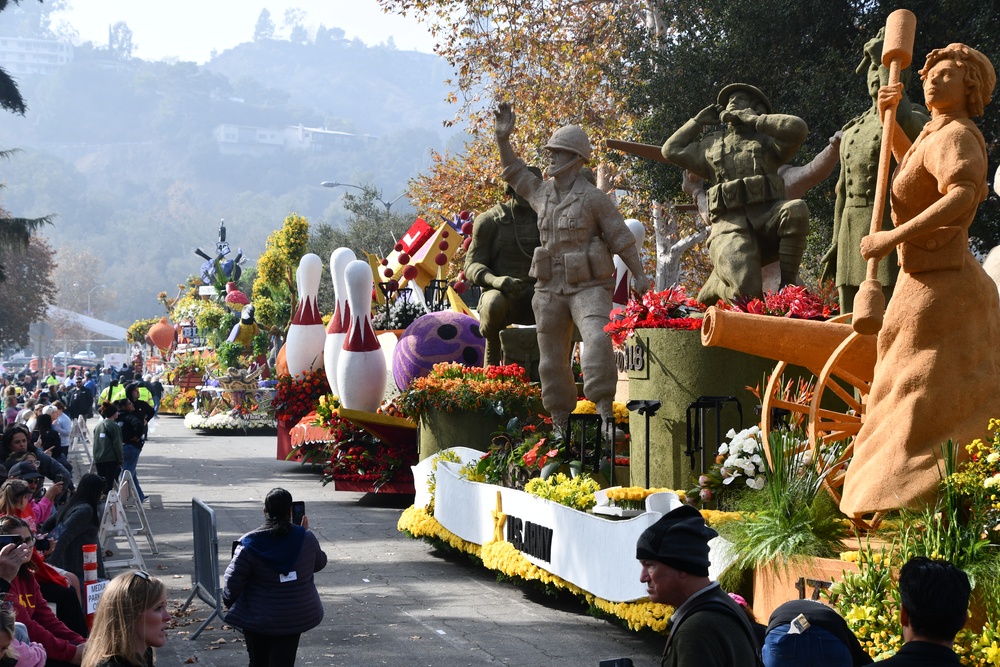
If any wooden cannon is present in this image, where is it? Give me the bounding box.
[701,306,878,521]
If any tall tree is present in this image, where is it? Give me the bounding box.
[0,234,57,347]
[253,8,275,41]
[108,21,135,60]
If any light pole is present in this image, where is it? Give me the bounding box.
[85,284,106,317]
[320,181,408,216]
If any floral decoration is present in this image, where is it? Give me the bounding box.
[399,362,540,418]
[604,286,706,348]
[523,473,601,511]
[605,487,685,511]
[272,368,331,425]
[372,298,425,331]
[720,284,839,320]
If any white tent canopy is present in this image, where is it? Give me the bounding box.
[45,306,128,341]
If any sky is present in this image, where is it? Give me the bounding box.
[51,0,438,63]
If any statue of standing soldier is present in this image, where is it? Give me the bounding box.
[494,102,650,429]
[661,84,810,305]
[821,30,929,314]
[464,168,542,366]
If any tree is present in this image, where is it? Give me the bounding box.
[51,244,116,319]
[252,213,310,334]
[283,7,308,43]
[108,21,135,60]
[0,234,58,347]
[0,153,51,281]
[253,8,275,41]
[308,186,414,310]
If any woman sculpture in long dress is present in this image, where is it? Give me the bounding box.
[841,44,1000,517]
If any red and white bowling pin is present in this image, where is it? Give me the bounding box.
[323,247,356,396]
[285,253,326,378]
[337,260,386,412]
[612,218,647,310]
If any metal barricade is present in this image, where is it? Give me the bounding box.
[179,498,225,640]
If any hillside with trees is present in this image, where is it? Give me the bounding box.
[0,3,458,328]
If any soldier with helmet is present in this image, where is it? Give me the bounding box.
[662,83,810,304]
[821,30,929,314]
[493,102,650,430]
[464,166,543,366]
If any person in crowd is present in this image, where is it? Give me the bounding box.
[635,505,760,667]
[0,426,73,492]
[95,370,112,409]
[0,516,86,666]
[66,379,93,423]
[223,488,327,667]
[29,414,60,461]
[878,557,970,667]
[764,599,872,667]
[114,400,145,502]
[2,392,17,428]
[144,376,163,416]
[13,401,34,428]
[0,601,46,667]
[81,569,169,667]
[43,473,104,589]
[46,404,72,466]
[0,480,37,531]
[92,404,123,494]
[7,463,61,528]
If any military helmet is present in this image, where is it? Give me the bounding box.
[544,125,592,162]
[717,83,772,114]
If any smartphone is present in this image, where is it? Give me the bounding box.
[0,535,22,548]
[34,537,50,551]
[291,501,305,526]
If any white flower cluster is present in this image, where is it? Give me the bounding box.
[374,299,426,330]
[173,300,204,323]
[717,425,767,490]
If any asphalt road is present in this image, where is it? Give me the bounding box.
[106,414,664,666]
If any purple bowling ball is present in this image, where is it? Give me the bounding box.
[392,311,485,390]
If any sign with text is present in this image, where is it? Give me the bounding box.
[86,580,108,614]
[616,335,649,380]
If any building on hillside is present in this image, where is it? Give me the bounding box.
[0,37,73,76]
[212,123,373,156]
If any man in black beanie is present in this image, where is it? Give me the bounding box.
[636,505,760,667]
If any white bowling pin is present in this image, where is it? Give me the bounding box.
[612,219,647,309]
[285,253,326,378]
[324,247,357,396]
[337,260,386,412]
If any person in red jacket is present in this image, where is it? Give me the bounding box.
[0,515,85,666]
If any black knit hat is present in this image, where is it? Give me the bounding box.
[635,505,718,576]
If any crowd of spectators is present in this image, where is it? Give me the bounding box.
[0,362,165,665]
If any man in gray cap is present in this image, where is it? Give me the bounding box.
[636,505,759,667]
[662,83,810,305]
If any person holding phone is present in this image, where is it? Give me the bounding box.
[223,488,326,667]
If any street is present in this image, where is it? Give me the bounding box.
[125,415,665,666]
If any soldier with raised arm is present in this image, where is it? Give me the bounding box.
[493,102,649,430]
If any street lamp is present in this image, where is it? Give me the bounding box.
[73,283,106,317]
[320,181,408,216]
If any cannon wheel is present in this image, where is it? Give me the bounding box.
[808,328,883,531]
[758,314,882,531]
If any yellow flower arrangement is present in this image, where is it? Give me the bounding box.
[524,473,601,511]
[400,505,674,634]
[398,505,482,558]
[604,486,686,510]
[573,399,630,425]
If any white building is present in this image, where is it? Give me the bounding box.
[0,37,73,76]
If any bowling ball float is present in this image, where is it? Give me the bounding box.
[392,311,486,391]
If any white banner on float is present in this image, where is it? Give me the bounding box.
[419,451,736,603]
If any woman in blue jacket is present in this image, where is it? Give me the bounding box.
[223,488,327,666]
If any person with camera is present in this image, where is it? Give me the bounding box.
[223,488,326,667]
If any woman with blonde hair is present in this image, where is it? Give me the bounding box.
[82,570,170,667]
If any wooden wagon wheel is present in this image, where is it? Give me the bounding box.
[758,314,854,469]
[807,327,882,531]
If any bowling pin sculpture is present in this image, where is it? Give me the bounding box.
[323,247,356,396]
[337,260,386,413]
[612,219,647,310]
[285,253,326,378]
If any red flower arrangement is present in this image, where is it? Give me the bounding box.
[604,286,706,348]
[272,368,331,425]
[721,284,839,320]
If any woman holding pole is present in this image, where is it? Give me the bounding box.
[842,35,1000,517]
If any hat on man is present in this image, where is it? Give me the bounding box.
[42,405,57,416]
[8,462,42,481]
[717,83,772,114]
[636,505,717,576]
